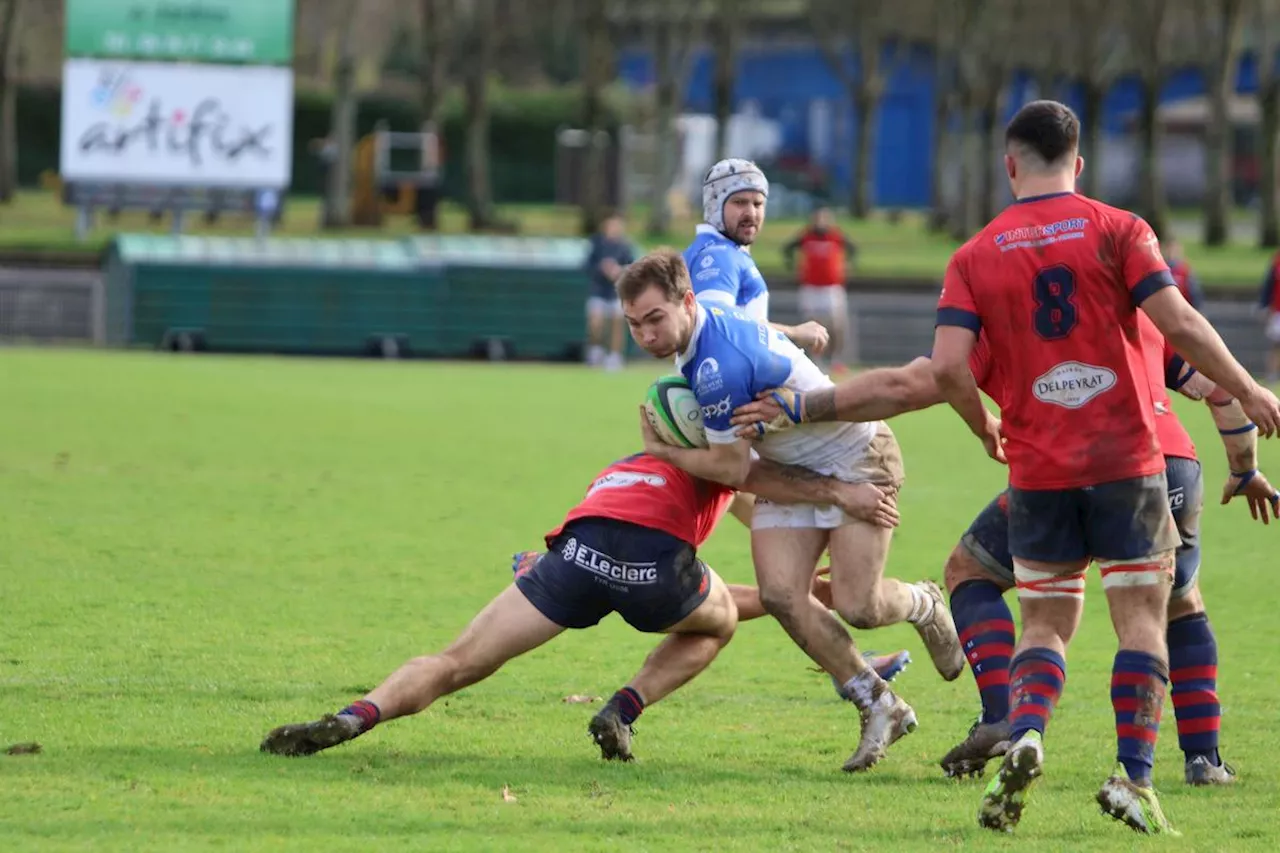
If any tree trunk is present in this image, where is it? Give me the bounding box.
[1203,1,1245,246]
[647,17,680,238]
[579,0,612,234]
[1079,80,1105,200]
[1262,82,1280,247]
[1137,76,1169,237]
[851,88,879,218]
[952,105,981,241]
[979,90,999,224]
[712,15,737,161]
[419,0,450,125]
[323,2,359,230]
[463,2,496,231]
[0,0,19,203]
[928,94,951,232]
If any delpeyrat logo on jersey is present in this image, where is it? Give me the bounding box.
[1032,361,1117,409]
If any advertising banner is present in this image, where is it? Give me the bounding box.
[64,0,294,64]
[60,59,294,189]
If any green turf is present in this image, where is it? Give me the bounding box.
[0,189,1275,287]
[2,349,1278,851]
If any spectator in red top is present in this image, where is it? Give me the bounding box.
[1262,252,1280,383]
[784,207,857,373]
[1163,238,1205,311]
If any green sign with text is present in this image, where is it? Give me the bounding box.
[65,0,294,64]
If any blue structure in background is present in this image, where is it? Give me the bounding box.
[618,46,1266,209]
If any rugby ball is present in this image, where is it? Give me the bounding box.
[644,375,709,449]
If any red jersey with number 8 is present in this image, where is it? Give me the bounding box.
[937,191,1176,490]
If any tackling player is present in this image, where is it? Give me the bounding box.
[931,100,1280,834]
[730,320,1278,787]
[617,249,964,774]
[686,159,829,354]
[259,451,902,763]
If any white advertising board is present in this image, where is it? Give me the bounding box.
[60,59,293,188]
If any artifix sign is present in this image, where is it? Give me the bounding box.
[60,60,293,188]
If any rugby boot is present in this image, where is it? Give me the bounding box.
[977,730,1043,832]
[1185,754,1237,786]
[588,702,635,762]
[940,716,1013,778]
[830,650,912,698]
[511,550,542,579]
[842,688,917,772]
[867,649,912,683]
[911,580,965,681]
[260,714,361,757]
[1096,764,1180,835]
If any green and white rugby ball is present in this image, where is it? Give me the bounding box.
[644,375,708,449]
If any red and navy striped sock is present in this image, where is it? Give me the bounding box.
[950,580,1015,724]
[1168,613,1221,764]
[338,699,381,733]
[1112,649,1169,785]
[612,687,645,725]
[1008,648,1066,741]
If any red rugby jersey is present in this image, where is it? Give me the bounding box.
[937,191,1174,490]
[546,454,735,548]
[1142,314,1197,461]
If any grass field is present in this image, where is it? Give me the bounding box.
[0,189,1277,288]
[3,349,1280,851]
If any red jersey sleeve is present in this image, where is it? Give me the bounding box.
[1120,215,1176,306]
[936,252,980,333]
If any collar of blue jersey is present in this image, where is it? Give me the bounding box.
[674,302,709,372]
[695,223,752,253]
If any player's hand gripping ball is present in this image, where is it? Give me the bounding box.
[643,375,709,449]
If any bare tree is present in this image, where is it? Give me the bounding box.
[643,0,706,238]
[1064,1,1128,200]
[0,0,22,203]
[323,0,361,229]
[1123,0,1183,238]
[710,0,742,162]
[1188,0,1248,245]
[952,0,1021,237]
[927,2,969,232]
[458,0,499,230]
[1259,0,1280,246]
[810,0,908,218]
[419,0,453,127]
[579,0,616,233]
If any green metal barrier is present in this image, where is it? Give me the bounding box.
[103,233,608,360]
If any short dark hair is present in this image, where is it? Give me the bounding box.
[615,248,691,304]
[1005,100,1079,166]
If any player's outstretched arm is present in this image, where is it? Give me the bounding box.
[770,320,830,355]
[1141,287,1280,436]
[730,357,943,436]
[931,326,1005,463]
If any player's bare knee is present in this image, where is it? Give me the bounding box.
[759,582,803,622]
[943,544,997,594]
[834,595,886,630]
[1167,583,1204,622]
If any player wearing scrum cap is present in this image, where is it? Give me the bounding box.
[684,159,830,356]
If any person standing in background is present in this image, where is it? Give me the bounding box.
[1261,251,1280,384]
[1163,238,1205,311]
[584,212,636,371]
[784,207,858,373]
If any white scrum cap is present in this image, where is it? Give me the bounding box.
[702,158,769,234]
